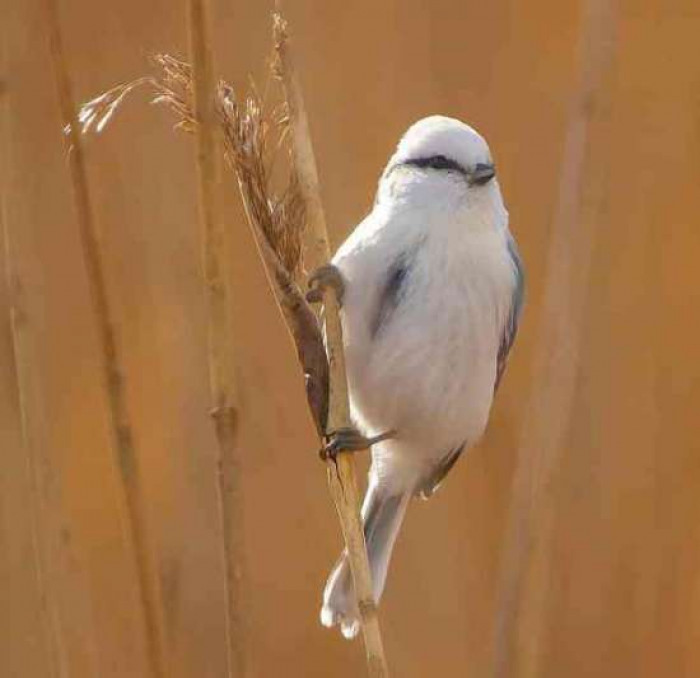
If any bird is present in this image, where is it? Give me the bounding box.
[307,115,524,639]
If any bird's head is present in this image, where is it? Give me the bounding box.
[379,116,502,212]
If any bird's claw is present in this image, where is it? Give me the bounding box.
[320,427,396,462]
[306,264,345,306]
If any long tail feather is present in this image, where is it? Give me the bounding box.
[320,476,410,638]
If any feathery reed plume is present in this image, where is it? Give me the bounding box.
[187,0,245,673]
[74,8,388,674]
[42,1,168,676]
[75,54,328,429]
[76,56,304,281]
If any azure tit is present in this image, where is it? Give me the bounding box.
[308,116,524,638]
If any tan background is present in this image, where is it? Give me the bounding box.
[2,0,700,676]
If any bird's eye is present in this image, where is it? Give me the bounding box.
[429,155,451,170]
[402,154,466,174]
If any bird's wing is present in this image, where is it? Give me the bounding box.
[495,234,525,392]
[416,443,466,499]
[417,236,524,499]
[369,251,414,339]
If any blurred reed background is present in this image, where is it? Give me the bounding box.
[2,0,700,676]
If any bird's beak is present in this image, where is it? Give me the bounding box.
[469,163,496,186]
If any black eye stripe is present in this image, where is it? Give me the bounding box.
[403,154,467,174]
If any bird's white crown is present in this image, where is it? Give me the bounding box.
[391,115,492,171]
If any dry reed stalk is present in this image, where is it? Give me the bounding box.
[273,13,390,677]
[491,1,618,676]
[74,9,386,674]
[42,1,167,676]
[75,55,329,427]
[1,226,63,678]
[76,53,328,433]
[187,0,245,675]
[1,58,62,678]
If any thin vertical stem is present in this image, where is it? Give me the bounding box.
[187,0,245,675]
[274,12,389,677]
[42,1,167,676]
[1,56,63,678]
[491,1,618,676]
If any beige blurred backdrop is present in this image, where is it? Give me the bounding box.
[2,0,700,676]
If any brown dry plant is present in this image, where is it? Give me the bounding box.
[491,0,618,675]
[186,0,245,672]
[272,12,389,676]
[75,10,389,675]
[76,52,328,431]
[45,0,169,675]
[77,55,305,282]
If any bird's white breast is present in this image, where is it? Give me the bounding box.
[334,188,516,471]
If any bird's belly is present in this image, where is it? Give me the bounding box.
[345,289,498,455]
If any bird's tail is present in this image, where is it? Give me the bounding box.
[320,475,411,639]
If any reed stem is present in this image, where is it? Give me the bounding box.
[274,12,390,677]
[187,0,246,675]
[42,1,167,676]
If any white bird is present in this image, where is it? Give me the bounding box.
[310,115,524,639]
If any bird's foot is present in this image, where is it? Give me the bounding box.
[306,263,345,306]
[320,427,396,462]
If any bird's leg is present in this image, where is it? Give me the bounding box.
[320,427,396,462]
[306,263,346,306]
[307,263,394,458]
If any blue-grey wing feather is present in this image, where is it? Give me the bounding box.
[417,443,465,499]
[370,251,413,339]
[495,234,525,392]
